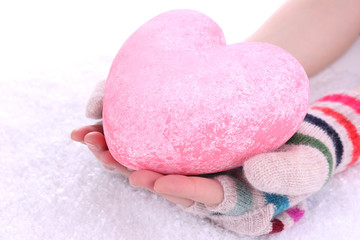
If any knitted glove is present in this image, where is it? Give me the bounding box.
[86,79,106,119]
[85,81,360,236]
[184,91,360,236]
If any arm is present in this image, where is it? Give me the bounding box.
[247,0,360,77]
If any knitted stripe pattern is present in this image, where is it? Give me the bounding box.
[184,91,360,236]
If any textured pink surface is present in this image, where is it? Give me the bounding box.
[103,10,309,175]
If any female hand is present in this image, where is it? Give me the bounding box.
[71,123,224,208]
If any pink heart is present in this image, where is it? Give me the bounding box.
[103,10,309,175]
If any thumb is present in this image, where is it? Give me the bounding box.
[243,144,328,196]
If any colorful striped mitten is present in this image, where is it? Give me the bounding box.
[184,90,360,236]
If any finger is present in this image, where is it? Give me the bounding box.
[129,170,194,207]
[129,170,164,193]
[99,151,134,177]
[84,131,108,151]
[154,175,224,207]
[82,131,134,176]
[83,132,107,161]
[243,147,328,195]
[160,194,194,208]
[98,150,118,165]
[71,123,104,142]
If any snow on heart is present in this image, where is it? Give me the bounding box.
[103,10,309,175]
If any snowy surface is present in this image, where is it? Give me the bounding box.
[1,1,360,239]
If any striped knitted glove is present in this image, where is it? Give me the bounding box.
[184,90,360,236]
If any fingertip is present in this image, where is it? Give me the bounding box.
[70,125,103,143]
[70,127,85,142]
[128,170,148,187]
[84,131,100,142]
[129,170,164,191]
[70,129,77,141]
[153,177,165,193]
[84,131,107,150]
[128,172,138,187]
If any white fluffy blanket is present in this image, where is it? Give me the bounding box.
[1,2,360,239]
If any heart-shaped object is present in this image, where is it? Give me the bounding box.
[103,10,309,175]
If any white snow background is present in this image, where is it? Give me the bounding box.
[1,1,359,239]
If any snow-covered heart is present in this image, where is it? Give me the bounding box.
[103,10,309,174]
